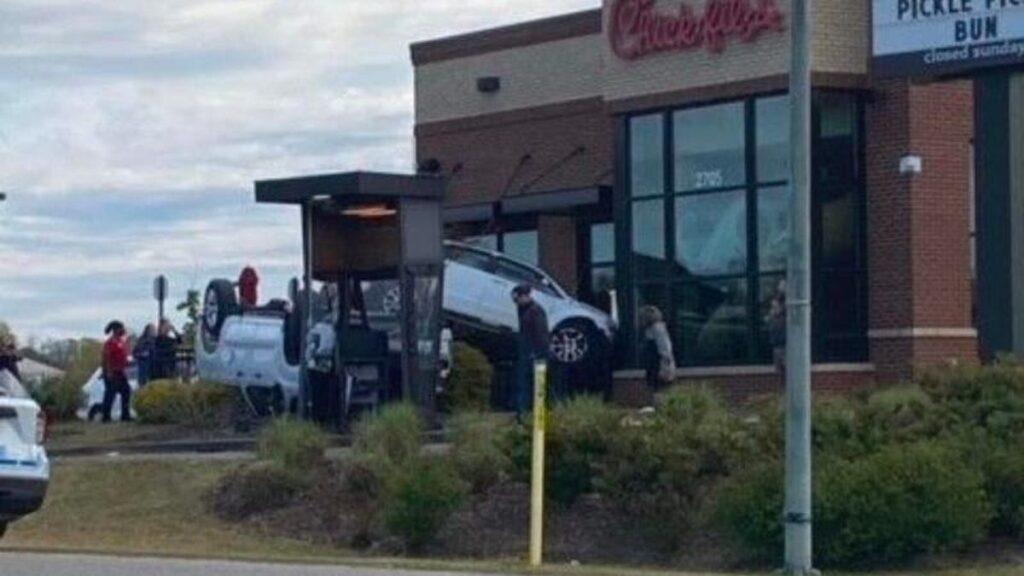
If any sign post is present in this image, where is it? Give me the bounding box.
[785,0,814,572]
[529,359,548,567]
[153,275,169,325]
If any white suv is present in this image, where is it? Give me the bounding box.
[443,241,616,367]
[0,370,49,538]
[197,241,616,414]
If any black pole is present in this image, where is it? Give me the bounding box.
[299,203,313,420]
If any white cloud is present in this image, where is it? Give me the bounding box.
[0,0,596,341]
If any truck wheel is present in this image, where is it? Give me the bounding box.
[203,279,239,342]
[0,521,7,539]
[551,320,611,396]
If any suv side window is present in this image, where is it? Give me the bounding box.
[446,246,494,272]
[493,257,559,297]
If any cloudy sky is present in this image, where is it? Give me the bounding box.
[0,0,594,343]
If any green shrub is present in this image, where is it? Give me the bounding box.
[717,441,992,568]
[543,395,621,506]
[958,432,1024,539]
[919,361,1024,440]
[595,386,752,550]
[206,461,306,521]
[383,459,466,551]
[443,342,493,413]
[352,403,423,469]
[257,417,329,470]
[859,385,943,449]
[31,376,83,421]
[449,412,512,494]
[133,380,233,428]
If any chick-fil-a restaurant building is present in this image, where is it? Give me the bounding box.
[410,0,980,400]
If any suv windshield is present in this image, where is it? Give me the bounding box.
[446,245,494,272]
[493,256,560,298]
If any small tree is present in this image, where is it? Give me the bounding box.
[177,289,201,347]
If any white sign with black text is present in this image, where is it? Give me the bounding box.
[873,0,1024,77]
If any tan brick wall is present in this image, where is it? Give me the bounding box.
[414,0,869,125]
[415,35,603,125]
[600,0,868,106]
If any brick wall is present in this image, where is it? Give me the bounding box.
[865,79,977,383]
[613,369,876,406]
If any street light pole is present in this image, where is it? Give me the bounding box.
[785,0,814,571]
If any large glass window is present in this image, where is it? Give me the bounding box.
[503,230,539,266]
[674,103,746,191]
[625,92,866,367]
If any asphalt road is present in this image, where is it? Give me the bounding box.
[0,552,490,576]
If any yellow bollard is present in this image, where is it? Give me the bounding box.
[529,359,548,567]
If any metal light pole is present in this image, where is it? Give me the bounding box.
[785,0,814,571]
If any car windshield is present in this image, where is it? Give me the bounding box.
[493,255,561,298]
[445,245,494,272]
[0,370,28,399]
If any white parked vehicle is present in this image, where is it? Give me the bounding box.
[77,366,139,422]
[0,370,49,539]
[197,241,616,415]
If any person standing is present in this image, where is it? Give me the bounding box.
[153,320,181,380]
[640,306,676,397]
[511,284,549,419]
[238,266,259,309]
[134,324,156,387]
[101,321,132,423]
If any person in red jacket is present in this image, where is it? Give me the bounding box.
[101,320,132,423]
[238,266,259,308]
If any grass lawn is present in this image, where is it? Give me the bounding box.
[2,458,1023,576]
[45,421,198,452]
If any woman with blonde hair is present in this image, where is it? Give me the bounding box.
[640,305,676,394]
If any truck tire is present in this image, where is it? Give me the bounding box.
[202,279,239,342]
[0,521,7,539]
[550,319,611,396]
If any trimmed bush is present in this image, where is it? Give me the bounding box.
[543,395,622,506]
[207,461,306,521]
[443,342,493,413]
[449,412,513,494]
[133,380,233,428]
[595,386,752,550]
[31,376,83,421]
[859,385,943,449]
[257,417,329,470]
[918,361,1024,440]
[717,441,993,568]
[352,403,423,468]
[383,459,467,551]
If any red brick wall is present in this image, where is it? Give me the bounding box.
[865,79,977,383]
[538,215,579,294]
[613,370,876,406]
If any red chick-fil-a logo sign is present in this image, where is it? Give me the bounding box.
[609,0,786,60]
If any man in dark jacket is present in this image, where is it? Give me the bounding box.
[512,284,549,418]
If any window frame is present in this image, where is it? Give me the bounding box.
[620,90,868,368]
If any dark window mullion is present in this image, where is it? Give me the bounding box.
[745,99,760,362]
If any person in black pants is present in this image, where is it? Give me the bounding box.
[153,320,181,380]
[101,320,133,423]
[512,284,549,419]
